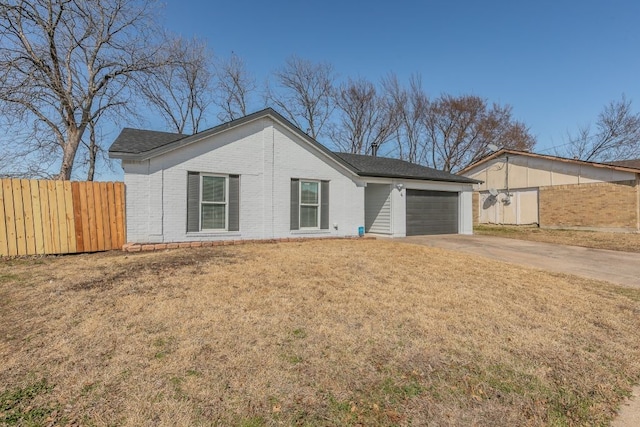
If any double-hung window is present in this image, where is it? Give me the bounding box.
[299,180,320,228]
[201,175,227,230]
[187,172,240,232]
[290,178,329,231]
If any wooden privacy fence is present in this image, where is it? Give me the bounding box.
[0,179,125,256]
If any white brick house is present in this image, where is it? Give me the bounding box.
[109,109,477,244]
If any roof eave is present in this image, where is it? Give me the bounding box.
[359,172,479,184]
[108,108,360,178]
[108,151,145,160]
[459,149,640,175]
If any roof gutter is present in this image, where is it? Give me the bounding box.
[358,173,480,184]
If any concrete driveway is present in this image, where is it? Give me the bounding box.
[399,234,640,288]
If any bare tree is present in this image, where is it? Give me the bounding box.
[139,37,213,134]
[0,0,169,179]
[265,55,336,140]
[424,94,536,172]
[331,78,398,155]
[563,95,640,162]
[383,73,429,163]
[214,53,256,122]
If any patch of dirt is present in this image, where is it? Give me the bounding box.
[68,249,240,291]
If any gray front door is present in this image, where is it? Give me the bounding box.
[406,190,458,235]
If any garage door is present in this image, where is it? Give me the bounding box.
[406,190,458,235]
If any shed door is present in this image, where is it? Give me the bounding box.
[406,190,458,235]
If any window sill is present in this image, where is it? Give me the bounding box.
[187,232,242,237]
[291,230,332,235]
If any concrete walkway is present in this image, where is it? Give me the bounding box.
[398,234,640,425]
[399,234,640,288]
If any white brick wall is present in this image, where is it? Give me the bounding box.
[122,161,151,243]
[121,114,475,243]
[122,117,365,243]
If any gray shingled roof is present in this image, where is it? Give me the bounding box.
[110,128,184,155]
[333,152,477,183]
[108,108,477,184]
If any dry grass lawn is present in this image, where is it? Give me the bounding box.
[2,240,640,426]
[475,224,640,253]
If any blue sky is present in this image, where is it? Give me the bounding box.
[101,0,639,180]
[156,0,639,153]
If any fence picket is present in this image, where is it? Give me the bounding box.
[47,181,61,254]
[100,183,112,250]
[86,183,98,252]
[3,180,18,256]
[71,182,84,252]
[63,181,77,253]
[114,182,125,247]
[93,182,105,251]
[55,181,69,253]
[12,180,27,255]
[20,180,36,255]
[30,180,45,255]
[0,182,8,256]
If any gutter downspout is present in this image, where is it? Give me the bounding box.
[161,168,164,242]
[505,155,510,196]
[272,125,275,239]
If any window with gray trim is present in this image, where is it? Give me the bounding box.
[290,179,329,230]
[187,172,239,232]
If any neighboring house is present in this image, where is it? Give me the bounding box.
[459,149,640,232]
[108,108,478,244]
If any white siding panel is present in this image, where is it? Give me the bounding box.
[479,188,538,225]
[365,184,391,234]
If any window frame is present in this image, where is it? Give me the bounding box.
[299,179,321,229]
[199,173,228,231]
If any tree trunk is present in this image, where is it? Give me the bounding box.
[86,122,98,181]
[57,129,83,180]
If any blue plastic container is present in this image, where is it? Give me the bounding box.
[358,226,365,237]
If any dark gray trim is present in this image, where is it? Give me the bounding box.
[290,179,299,230]
[186,172,200,232]
[228,175,240,231]
[320,180,329,229]
[358,172,477,183]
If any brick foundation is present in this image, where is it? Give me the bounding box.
[121,235,375,253]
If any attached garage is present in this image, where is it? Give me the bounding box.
[406,190,459,235]
[332,152,478,236]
